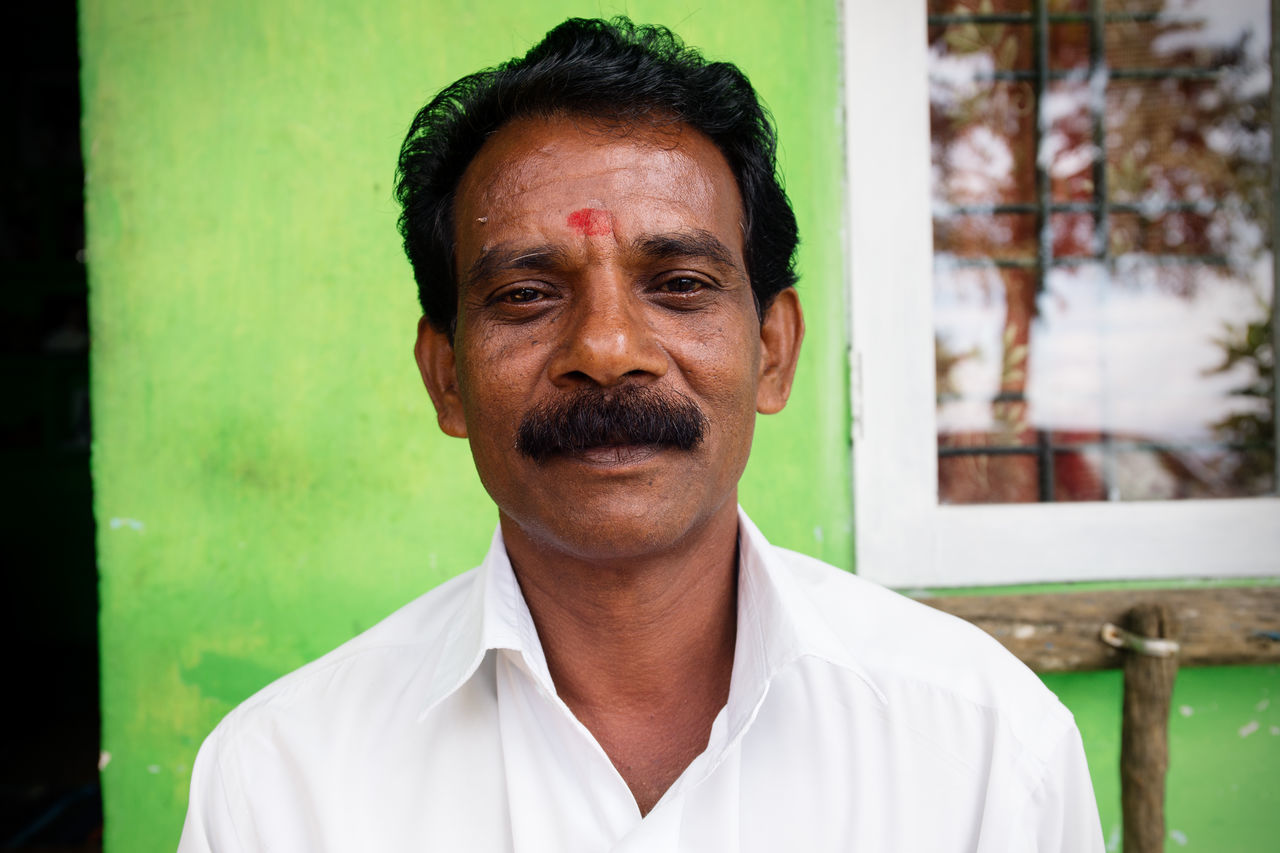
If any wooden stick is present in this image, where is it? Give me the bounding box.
[1121,603,1178,853]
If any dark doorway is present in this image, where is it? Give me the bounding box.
[1,3,103,851]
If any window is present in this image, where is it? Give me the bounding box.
[844,0,1279,586]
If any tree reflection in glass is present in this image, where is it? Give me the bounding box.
[928,0,1275,503]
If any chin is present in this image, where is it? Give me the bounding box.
[504,489,733,564]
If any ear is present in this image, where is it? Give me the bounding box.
[755,288,804,415]
[414,316,468,438]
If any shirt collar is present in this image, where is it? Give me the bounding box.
[721,509,886,742]
[415,524,553,721]
[418,508,884,722]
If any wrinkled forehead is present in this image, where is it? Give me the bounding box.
[452,114,745,247]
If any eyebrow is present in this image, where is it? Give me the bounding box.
[464,244,573,290]
[632,229,745,277]
[462,228,745,290]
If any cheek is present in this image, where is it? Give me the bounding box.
[666,321,762,424]
[455,334,553,429]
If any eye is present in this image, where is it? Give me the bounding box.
[500,286,545,304]
[658,276,707,294]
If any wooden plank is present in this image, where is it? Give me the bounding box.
[914,587,1280,671]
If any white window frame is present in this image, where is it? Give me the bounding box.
[842,1,1280,588]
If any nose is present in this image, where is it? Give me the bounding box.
[547,274,668,388]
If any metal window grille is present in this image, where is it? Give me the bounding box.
[928,0,1279,503]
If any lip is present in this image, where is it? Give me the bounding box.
[557,444,665,467]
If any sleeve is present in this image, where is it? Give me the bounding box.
[176,727,248,853]
[1031,723,1106,853]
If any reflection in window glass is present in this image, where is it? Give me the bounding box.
[929,0,1276,504]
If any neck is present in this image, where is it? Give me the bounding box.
[499,499,740,814]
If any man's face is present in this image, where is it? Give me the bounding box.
[415,114,801,561]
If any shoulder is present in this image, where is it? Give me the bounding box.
[179,567,496,848]
[214,565,482,736]
[743,538,1103,848]
[769,545,1076,756]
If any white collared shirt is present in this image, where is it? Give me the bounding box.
[178,510,1104,852]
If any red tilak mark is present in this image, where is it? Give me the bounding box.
[567,208,612,236]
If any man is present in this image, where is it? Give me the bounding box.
[179,18,1103,852]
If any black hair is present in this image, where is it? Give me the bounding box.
[394,16,799,336]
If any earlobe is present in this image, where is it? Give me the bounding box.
[413,316,469,438]
[756,288,804,415]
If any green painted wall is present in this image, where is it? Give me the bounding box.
[1046,666,1280,850]
[82,1,1278,851]
[82,2,847,850]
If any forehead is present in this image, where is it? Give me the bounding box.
[453,115,744,262]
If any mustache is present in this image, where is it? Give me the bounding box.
[516,385,709,463]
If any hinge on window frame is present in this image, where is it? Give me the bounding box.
[851,348,864,443]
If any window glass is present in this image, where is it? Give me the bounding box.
[929,0,1276,504]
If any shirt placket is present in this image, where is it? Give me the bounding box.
[496,649,641,853]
